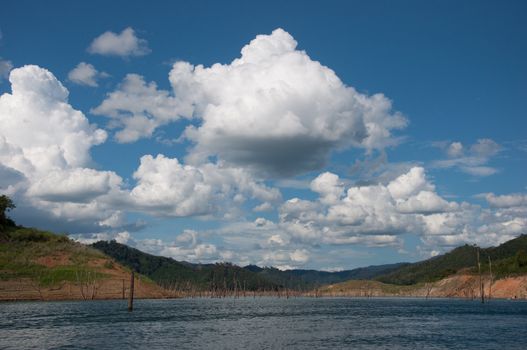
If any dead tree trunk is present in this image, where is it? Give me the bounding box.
[76,270,86,301]
[128,271,135,312]
[425,283,433,299]
[477,248,484,303]
[233,273,238,298]
[488,255,493,300]
[29,272,44,301]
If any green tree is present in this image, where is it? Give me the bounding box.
[515,250,527,269]
[0,195,16,227]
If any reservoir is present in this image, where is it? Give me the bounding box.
[1,297,526,349]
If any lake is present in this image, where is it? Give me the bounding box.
[1,297,526,349]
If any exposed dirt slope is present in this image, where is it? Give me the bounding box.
[0,234,172,301]
[318,274,527,299]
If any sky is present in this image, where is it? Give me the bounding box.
[0,0,526,270]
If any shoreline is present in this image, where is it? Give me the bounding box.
[2,294,526,304]
[2,274,525,303]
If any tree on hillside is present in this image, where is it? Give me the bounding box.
[515,250,527,268]
[0,195,16,227]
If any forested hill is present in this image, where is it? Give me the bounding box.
[376,234,527,285]
[91,240,407,291]
[244,263,409,288]
[91,240,281,291]
[93,236,527,291]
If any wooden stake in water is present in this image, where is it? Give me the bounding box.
[128,271,134,312]
[488,255,493,300]
[477,248,484,303]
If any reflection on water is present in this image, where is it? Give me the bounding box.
[1,297,526,349]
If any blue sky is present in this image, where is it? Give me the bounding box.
[0,0,526,270]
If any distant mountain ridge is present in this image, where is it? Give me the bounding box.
[92,240,408,290]
[375,234,527,285]
[244,263,410,288]
[92,240,281,291]
[93,235,527,291]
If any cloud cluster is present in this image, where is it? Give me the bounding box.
[93,229,224,264]
[158,219,315,269]
[280,167,438,246]
[1,65,283,235]
[91,74,192,142]
[433,139,501,176]
[482,193,527,208]
[1,65,287,234]
[88,27,150,57]
[68,62,108,87]
[277,166,525,253]
[0,65,126,229]
[129,154,280,218]
[95,28,407,176]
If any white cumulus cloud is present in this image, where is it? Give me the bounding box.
[274,166,527,254]
[92,74,192,143]
[0,65,107,174]
[88,27,150,57]
[173,28,407,175]
[0,65,126,229]
[483,193,527,208]
[68,62,108,87]
[129,154,281,218]
[95,28,407,176]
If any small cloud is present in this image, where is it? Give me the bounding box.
[470,138,501,158]
[0,58,13,80]
[290,249,310,264]
[115,231,131,244]
[254,217,271,227]
[431,139,501,177]
[253,202,273,212]
[479,192,527,208]
[446,142,464,158]
[460,165,498,177]
[68,62,108,87]
[88,27,150,57]
[268,234,287,247]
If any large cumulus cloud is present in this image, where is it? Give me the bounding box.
[0,65,107,172]
[95,28,407,176]
[0,65,126,230]
[176,28,407,175]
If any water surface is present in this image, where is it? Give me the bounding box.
[1,297,526,349]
